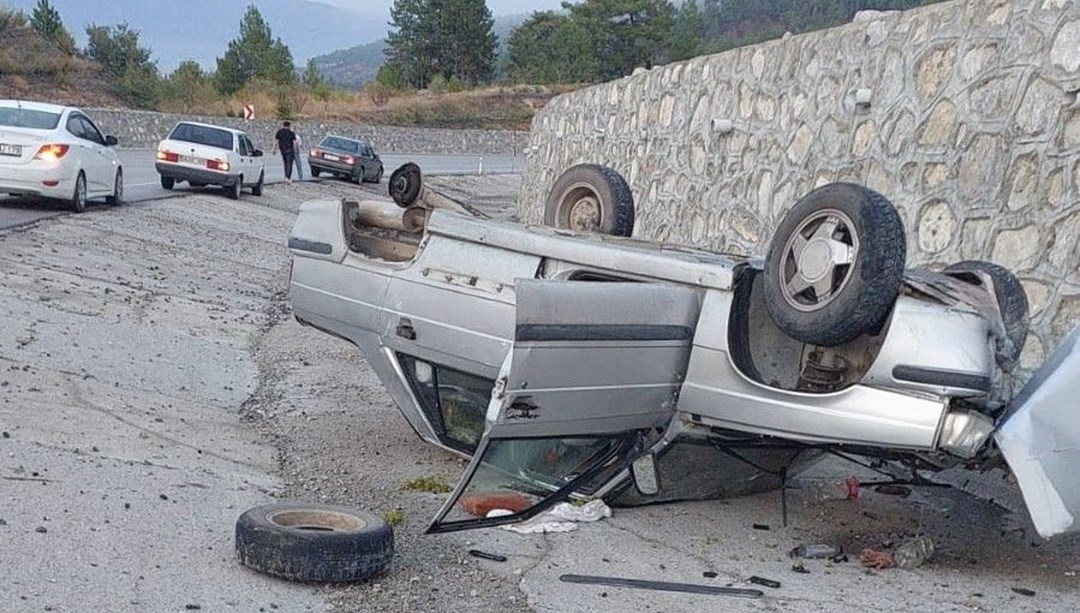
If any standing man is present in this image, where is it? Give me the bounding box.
[292,131,304,180]
[272,120,297,183]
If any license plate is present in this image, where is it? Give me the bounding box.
[0,143,21,157]
[323,154,339,161]
[180,155,200,164]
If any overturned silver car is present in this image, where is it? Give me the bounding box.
[287,163,1080,537]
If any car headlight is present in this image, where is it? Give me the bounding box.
[939,410,995,459]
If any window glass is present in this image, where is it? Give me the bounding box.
[320,136,359,153]
[0,107,61,129]
[79,116,105,144]
[66,115,87,140]
[168,123,234,150]
[237,136,250,156]
[435,436,627,528]
[398,354,492,453]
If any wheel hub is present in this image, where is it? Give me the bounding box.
[797,239,834,281]
[568,195,600,231]
[779,208,859,312]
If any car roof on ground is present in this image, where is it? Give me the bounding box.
[171,120,248,136]
[0,100,78,114]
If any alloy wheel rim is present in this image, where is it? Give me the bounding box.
[779,208,859,312]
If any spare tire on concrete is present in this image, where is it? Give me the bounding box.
[544,164,635,236]
[235,502,394,583]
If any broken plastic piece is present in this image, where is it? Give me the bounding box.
[559,574,763,598]
[790,543,841,559]
[748,576,781,589]
[791,564,810,574]
[859,548,895,569]
[845,476,861,500]
[752,523,770,531]
[894,536,934,569]
[468,549,507,562]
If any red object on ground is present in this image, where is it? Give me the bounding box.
[458,492,533,517]
[860,548,896,569]
[845,476,861,500]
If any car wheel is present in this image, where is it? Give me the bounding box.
[227,176,242,200]
[944,260,1029,370]
[352,166,363,184]
[372,165,383,184]
[160,175,174,190]
[544,164,635,236]
[71,172,87,213]
[251,171,264,197]
[389,163,422,208]
[105,168,123,205]
[235,503,394,583]
[763,182,905,347]
[310,166,320,178]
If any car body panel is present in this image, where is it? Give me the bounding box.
[0,101,120,201]
[995,327,1080,538]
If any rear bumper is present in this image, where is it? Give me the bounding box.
[0,163,73,199]
[156,162,236,186]
[310,159,359,175]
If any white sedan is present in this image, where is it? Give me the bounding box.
[0,100,123,212]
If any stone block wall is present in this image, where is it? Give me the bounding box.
[86,108,528,155]
[519,0,1080,367]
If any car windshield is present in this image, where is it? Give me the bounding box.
[168,123,234,150]
[319,136,360,154]
[0,107,62,130]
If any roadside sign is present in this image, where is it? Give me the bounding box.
[243,104,255,121]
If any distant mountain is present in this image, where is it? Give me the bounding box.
[311,12,531,89]
[3,0,387,72]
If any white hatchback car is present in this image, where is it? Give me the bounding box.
[0,100,123,212]
[155,121,265,199]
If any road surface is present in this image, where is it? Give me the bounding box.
[0,149,527,230]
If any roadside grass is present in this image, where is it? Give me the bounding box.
[0,6,26,32]
[402,475,453,494]
[383,507,407,527]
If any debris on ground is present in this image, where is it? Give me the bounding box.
[791,564,810,574]
[459,492,533,517]
[559,574,762,598]
[875,484,913,497]
[468,549,508,562]
[860,548,895,569]
[752,523,770,530]
[1011,587,1036,597]
[748,576,781,588]
[491,500,612,534]
[845,476,861,500]
[894,535,934,569]
[790,543,842,559]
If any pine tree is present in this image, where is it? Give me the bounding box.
[215,5,295,95]
[29,0,75,55]
[508,11,598,84]
[565,0,676,81]
[385,0,496,89]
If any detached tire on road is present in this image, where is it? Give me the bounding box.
[235,503,394,583]
[389,163,422,208]
[763,182,906,347]
[544,164,634,236]
[943,260,1029,370]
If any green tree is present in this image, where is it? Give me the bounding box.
[215,5,295,95]
[669,0,704,62]
[507,11,598,84]
[29,0,75,54]
[565,0,676,81]
[85,23,161,108]
[385,0,497,89]
[161,60,217,113]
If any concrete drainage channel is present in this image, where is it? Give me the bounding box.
[2,177,1078,613]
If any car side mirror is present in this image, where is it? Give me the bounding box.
[105,135,118,146]
[630,452,660,496]
[253,149,263,157]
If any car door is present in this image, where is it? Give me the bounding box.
[79,114,118,194]
[66,114,109,193]
[426,279,702,533]
[242,135,263,179]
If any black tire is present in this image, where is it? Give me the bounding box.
[389,163,422,208]
[763,182,906,346]
[372,165,383,184]
[251,171,264,197]
[71,172,87,213]
[352,166,363,184]
[543,164,635,236]
[227,176,242,200]
[235,503,394,583]
[160,175,174,190]
[310,166,320,178]
[105,168,123,205]
[943,260,1029,370]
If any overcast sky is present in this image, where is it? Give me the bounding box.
[314,0,569,17]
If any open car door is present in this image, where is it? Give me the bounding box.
[427,280,701,533]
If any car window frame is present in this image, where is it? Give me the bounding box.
[79,115,107,145]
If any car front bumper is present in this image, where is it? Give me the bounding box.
[156,162,237,187]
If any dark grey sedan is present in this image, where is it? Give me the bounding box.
[308,135,383,184]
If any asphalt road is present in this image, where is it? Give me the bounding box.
[0,149,527,230]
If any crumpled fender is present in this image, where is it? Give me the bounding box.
[995,326,1080,538]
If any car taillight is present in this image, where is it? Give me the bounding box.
[343,156,355,165]
[157,150,179,162]
[310,149,318,158]
[207,159,230,171]
[33,144,69,162]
